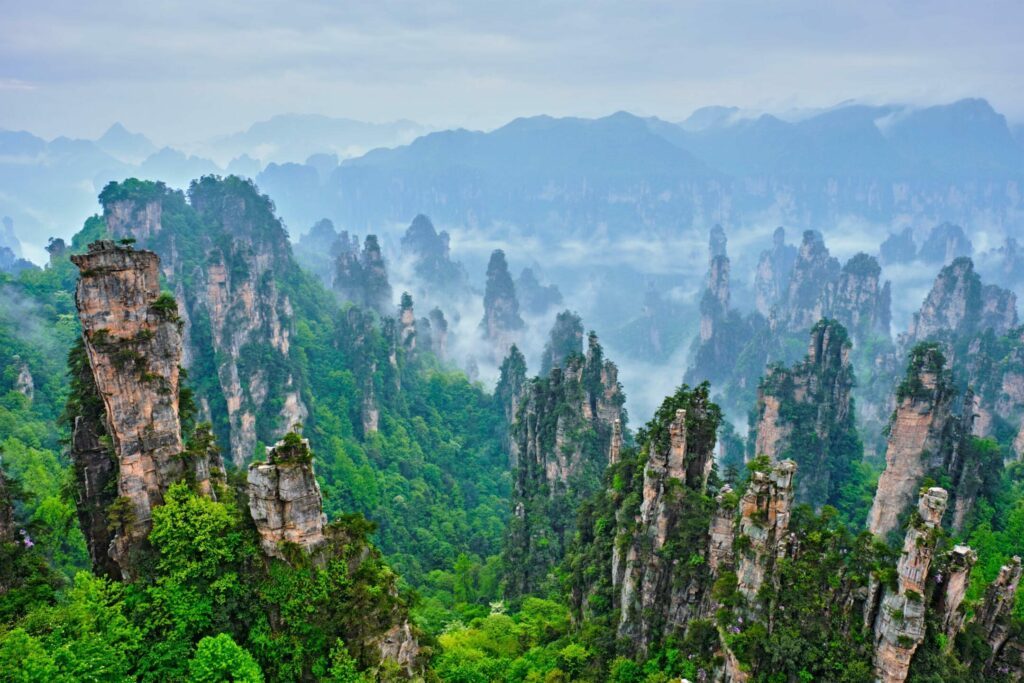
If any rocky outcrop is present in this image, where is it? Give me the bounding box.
[334,234,394,315]
[749,320,858,508]
[398,293,416,351]
[918,222,972,264]
[754,227,797,317]
[687,225,759,388]
[480,250,524,361]
[69,415,120,578]
[735,460,797,606]
[540,310,584,376]
[101,179,308,468]
[504,334,624,597]
[375,622,421,678]
[71,241,220,574]
[975,556,1023,670]
[880,227,917,265]
[246,435,327,561]
[515,267,563,315]
[423,307,448,360]
[400,214,467,296]
[867,344,958,538]
[496,345,528,465]
[937,544,977,647]
[872,487,948,683]
[615,392,720,650]
[12,356,33,401]
[816,253,892,343]
[771,230,840,332]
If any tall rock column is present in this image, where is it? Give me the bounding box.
[480,249,524,362]
[975,556,1023,670]
[872,487,948,683]
[938,545,977,648]
[71,241,216,572]
[749,320,858,508]
[735,460,797,606]
[867,344,956,538]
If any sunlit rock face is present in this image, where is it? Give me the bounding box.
[72,241,221,575]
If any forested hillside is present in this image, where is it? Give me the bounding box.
[4,175,1024,682]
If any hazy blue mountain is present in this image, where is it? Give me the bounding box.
[202,113,426,164]
[94,123,156,163]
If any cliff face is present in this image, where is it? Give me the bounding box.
[872,488,948,683]
[817,253,892,343]
[102,179,308,467]
[480,249,524,361]
[735,460,797,607]
[754,227,797,317]
[334,234,393,315]
[772,230,841,332]
[246,435,327,561]
[503,334,624,597]
[541,310,584,376]
[614,390,721,652]
[977,557,1024,673]
[867,344,959,538]
[686,225,760,388]
[749,320,859,508]
[71,241,221,574]
[400,214,467,297]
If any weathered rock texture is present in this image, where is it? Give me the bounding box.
[937,544,977,647]
[246,436,327,561]
[816,253,892,343]
[71,241,219,573]
[867,344,960,538]
[614,394,721,651]
[872,487,948,683]
[975,556,1023,670]
[504,333,624,596]
[735,460,797,606]
[749,320,858,508]
[102,180,308,467]
[541,310,584,376]
[70,415,120,578]
[771,230,841,332]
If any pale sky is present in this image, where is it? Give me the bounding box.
[1,0,1022,144]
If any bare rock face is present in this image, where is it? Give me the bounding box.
[735,460,796,606]
[772,230,841,332]
[426,307,448,360]
[749,320,856,508]
[504,334,625,596]
[872,487,948,683]
[102,182,308,467]
[375,622,421,678]
[937,544,977,647]
[334,234,393,315]
[816,253,892,343]
[480,249,524,362]
[616,396,720,650]
[246,435,327,561]
[754,227,797,317]
[867,344,957,538]
[398,293,416,351]
[12,356,33,401]
[72,242,186,569]
[496,345,528,465]
[902,257,1016,351]
[975,556,1023,669]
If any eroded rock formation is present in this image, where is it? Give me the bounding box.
[772,230,841,332]
[541,310,584,376]
[480,249,524,361]
[754,227,797,317]
[749,320,858,508]
[975,556,1023,670]
[246,435,327,561]
[735,460,797,606]
[334,234,394,315]
[867,344,958,538]
[504,333,624,596]
[71,241,220,573]
[872,487,948,683]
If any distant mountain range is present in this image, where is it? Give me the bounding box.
[1,99,1021,261]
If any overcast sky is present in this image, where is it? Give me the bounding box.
[2,0,1022,144]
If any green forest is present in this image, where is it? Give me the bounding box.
[3,176,1024,682]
